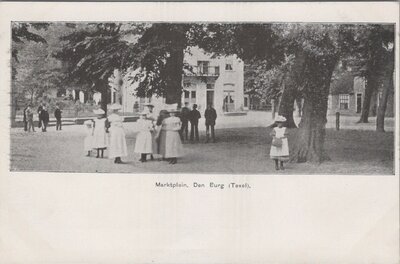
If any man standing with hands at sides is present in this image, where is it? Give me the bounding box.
[189,104,201,142]
[180,102,190,142]
[204,104,217,143]
[54,104,62,130]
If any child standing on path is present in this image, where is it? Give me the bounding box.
[270,115,289,170]
[83,119,94,156]
[92,109,108,158]
[134,111,154,162]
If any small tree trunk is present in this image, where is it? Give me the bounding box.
[296,97,302,117]
[271,99,276,120]
[376,51,394,132]
[99,82,108,115]
[358,72,377,123]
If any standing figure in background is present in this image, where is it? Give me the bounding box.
[54,104,62,131]
[40,106,49,132]
[23,105,28,131]
[144,103,158,160]
[92,108,108,158]
[134,112,154,162]
[155,110,170,160]
[26,105,35,132]
[270,115,289,170]
[180,102,190,142]
[37,103,43,129]
[107,104,128,164]
[160,106,183,164]
[204,104,217,143]
[83,119,94,157]
[189,104,201,142]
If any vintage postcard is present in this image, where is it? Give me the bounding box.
[0,1,399,263]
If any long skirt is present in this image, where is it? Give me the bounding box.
[93,129,108,149]
[159,130,183,158]
[134,131,153,154]
[108,127,128,158]
[270,138,289,161]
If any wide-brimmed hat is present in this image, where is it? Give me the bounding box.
[109,103,122,110]
[93,108,105,115]
[274,115,287,123]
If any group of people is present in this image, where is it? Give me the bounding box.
[83,103,188,165]
[23,103,62,132]
[179,102,217,143]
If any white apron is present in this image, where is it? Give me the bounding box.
[159,116,183,158]
[83,120,94,152]
[270,127,289,160]
[93,118,108,149]
[134,118,154,154]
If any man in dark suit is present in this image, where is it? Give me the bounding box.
[204,104,217,143]
[180,102,190,142]
[23,105,28,131]
[54,104,62,130]
[189,104,201,142]
[40,106,49,132]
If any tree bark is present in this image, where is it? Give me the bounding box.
[290,56,337,163]
[376,51,394,132]
[358,72,378,123]
[165,47,184,106]
[99,81,108,115]
[278,81,297,128]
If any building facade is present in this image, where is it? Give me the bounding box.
[328,75,394,117]
[113,47,246,115]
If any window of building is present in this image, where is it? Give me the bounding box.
[184,82,191,88]
[225,63,233,71]
[206,83,215,90]
[339,94,349,110]
[191,91,196,99]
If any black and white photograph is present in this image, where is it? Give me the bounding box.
[9,21,395,174]
[0,2,399,264]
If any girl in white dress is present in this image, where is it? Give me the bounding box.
[92,109,108,158]
[134,112,154,162]
[159,109,183,164]
[83,119,94,156]
[270,115,289,170]
[108,104,128,164]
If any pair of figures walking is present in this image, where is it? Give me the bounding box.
[135,104,183,164]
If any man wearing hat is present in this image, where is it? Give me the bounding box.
[180,102,190,142]
[159,105,183,164]
[189,104,201,142]
[270,115,289,170]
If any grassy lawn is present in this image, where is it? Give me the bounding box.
[10,126,394,175]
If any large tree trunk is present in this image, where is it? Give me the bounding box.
[11,92,17,127]
[278,81,297,128]
[99,81,108,115]
[376,51,394,132]
[358,72,378,123]
[290,56,337,163]
[165,48,184,106]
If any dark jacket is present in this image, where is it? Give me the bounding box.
[205,108,217,126]
[54,108,62,119]
[180,107,190,122]
[189,109,201,124]
[40,110,49,123]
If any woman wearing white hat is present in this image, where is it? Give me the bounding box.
[159,105,183,164]
[270,115,289,170]
[92,108,108,158]
[134,111,154,162]
[108,104,128,164]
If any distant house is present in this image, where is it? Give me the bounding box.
[328,72,394,117]
[111,47,246,114]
